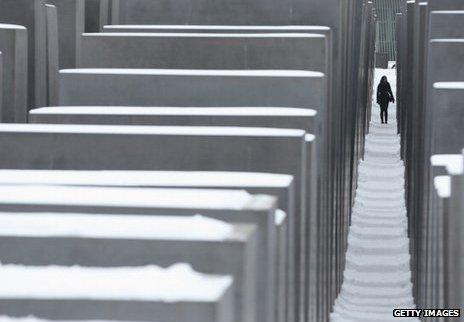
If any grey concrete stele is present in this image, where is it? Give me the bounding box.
[0,0,47,108]
[58,69,324,110]
[107,0,332,25]
[102,24,331,34]
[0,212,258,322]
[431,83,464,154]
[0,168,294,322]
[0,185,275,322]
[76,32,327,72]
[429,10,464,39]
[45,0,84,69]
[45,4,59,106]
[28,105,316,322]
[0,24,27,123]
[29,106,316,130]
[0,123,310,322]
[0,263,236,322]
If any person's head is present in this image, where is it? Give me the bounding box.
[381,76,387,83]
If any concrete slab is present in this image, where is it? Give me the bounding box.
[0,123,308,322]
[431,83,464,154]
[109,0,295,25]
[430,176,449,310]
[0,213,257,322]
[0,168,294,322]
[0,185,275,322]
[447,151,464,310]
[85,0,102,32]
[102,24,331,34]
[0,263,235,322]
[57,65,323,322]
[0,24,27,122]
[428,0,464,10]
[46,0,85,69]
[275,209,287,322]
[76,32,327,72]
[428,39,464,81]
[0,0,47,108]
[429,11,464,38]
[45,5,59,106]
[29,106,316,130]
[0,53,2,115]
[58,69,324,110]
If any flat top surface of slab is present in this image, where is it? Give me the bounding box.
[0,213,238,241]
[0,23,26,30]
[274,209,286,226]
[431,154,464,175]
[0,263,232,302]
[430,38,464,43]
[84,32,325,38]
[305,134,316,142]
[0,317,137,322]
[0,185,265,210]
[103,25,330,31]
[31,106,317,117]
[0,124,305,137]
[431,10,464,14]
[0,170,294,188]
[434,82,464,89]
[60,68,324,78]
[434,175,451,198]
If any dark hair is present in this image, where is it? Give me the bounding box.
[381,76,387,82]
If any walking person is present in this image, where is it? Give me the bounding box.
[376,76,395,124]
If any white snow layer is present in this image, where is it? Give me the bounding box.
[0,317,144,322]
[0,170,293,188]
[0,213,234,241]
[0,263,232,302]
[330,68,419,322]
[0,185,255,210]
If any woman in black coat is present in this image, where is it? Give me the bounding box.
[376,76,395,124]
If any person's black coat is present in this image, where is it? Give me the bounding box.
[377,81,394,106]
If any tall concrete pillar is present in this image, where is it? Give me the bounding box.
[0,0,47,108]
[45,4,59,106]
[0,24,27,122]
[46,0,85,68]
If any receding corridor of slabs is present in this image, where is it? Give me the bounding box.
[331,68,419,322]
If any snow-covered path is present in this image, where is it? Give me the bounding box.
[330,69,419,322]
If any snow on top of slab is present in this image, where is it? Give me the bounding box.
[103,25,330,31]
[0,170,294,188]
[0,23,26,30]
[0,185,256,210]
[305,134,316,142]
[430,154,463,175]
[433,82,464,90]
[431,10,464,14]
[0,213,236,241]
[0,123,305,137]
[431,38,464,43]
[30,106,317,117]
[434,176,451,198]
[60,68,324,78]
[84,32,325,38]
[275,209,287,225]
[0,317,140,322]
[0,263,232,302]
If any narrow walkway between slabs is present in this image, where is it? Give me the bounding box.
[330,68,419,322]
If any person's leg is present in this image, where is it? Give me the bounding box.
[380,107,384,123]
[380,104,386,123]
[385,106,388,124]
